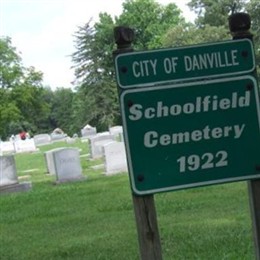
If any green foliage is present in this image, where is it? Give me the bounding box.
[0,37,51,139]
[72,15,119,131]
[163,24,229,47]
[246,0,260,79]
[188,0,246,28]
[246,0,260,35]
[49,88,74,135]
[0,37,23,89]
[11,72,50,133]
[71,0,184,131]
[117,0,184,50]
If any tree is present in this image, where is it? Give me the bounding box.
[71,0,185,131]
[72,14,119,131]
[0,37,23,89]
[0,37,23,138]
[188,0,246,28]
[49,88,75,136]
[0,37,50,139]
[116,0,184,50]
[163,24,229,48]
[246,0,260,36]
[246,0,260,78]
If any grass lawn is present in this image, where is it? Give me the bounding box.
[0,139,255,259]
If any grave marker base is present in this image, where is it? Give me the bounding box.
[0,182,32,195]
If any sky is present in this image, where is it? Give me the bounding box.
[0,0,196,90]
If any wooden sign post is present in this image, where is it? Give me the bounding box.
[229,12,260,259]
[113,26,163,260]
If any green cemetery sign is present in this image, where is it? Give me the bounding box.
[115,39,255,88]
[121,76,260,195]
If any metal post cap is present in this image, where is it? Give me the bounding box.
[114,26,134,45]
[229,12,251,32]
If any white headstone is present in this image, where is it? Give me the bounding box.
[50,133,67,142]
[34,134,52,146]
[103,142,128,175]
[66,137,76,144]
[44,148,65,175]
[52,148,85,183]
[89,134,115,159]
[14,139,37,153]
[0,155,18,186]
[81,125,97,138]
[109,126,123,141]
[0,155,32,194]
[0,141,15,154]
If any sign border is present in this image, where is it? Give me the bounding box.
[115,39,255,89]
[120,75,260,195]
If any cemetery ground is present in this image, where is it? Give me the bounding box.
[0,140,255,259]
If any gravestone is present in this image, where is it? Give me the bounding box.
[0,141,15,154]
[66,137,76,144]
[50,133,67,142]
[72,133,79,139]
[89,134,115,159]
[34,134,52,146]
[14,134,21,141]
[44,148,65,175]
[103,142,128,175]
[109,125,123,141]
[0,155,18,186]
[81,124,97,138]
[52,148,85,183]
[0,155,32,194]
[14,139,38,153]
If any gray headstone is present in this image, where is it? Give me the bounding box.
[0,155,18,186]
[0,155,32,194]
[66,137,76,144]
[81,125,97,138]
[50,133,67,142]
[0,141,15,154]
[44,148,65,175]
[89,134,115,159]
[52,148,85,183]
[14,139,37,153]
[103,142,128,175]
[109,126,123,141]
[34,134,52,146]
